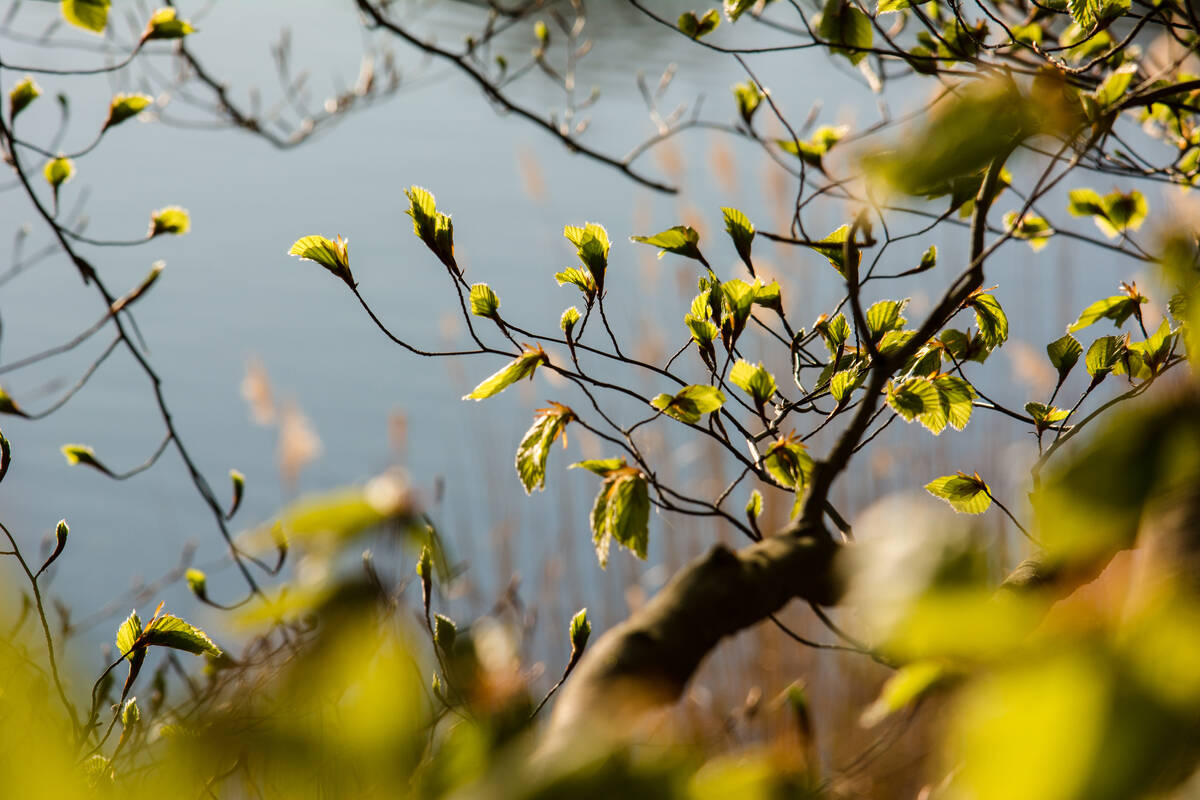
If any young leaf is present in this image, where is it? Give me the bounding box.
[829,368,864,405]
[406,186,457,271]
[650,385,726,424]
[1003,211,1054,251]
[762,434,814,491]
[288,234,354,287]
[777,125,849,168]
[746,489,763,518]
[934,374,976,431]
[121,697,141,729]
[116,610,143,660]
[569,608,591,654]
[570,457,626,476]
[515,402,575,493]
[866,299,909,341]
[806,224,860,278]
[722,207,756,268]
[227,469,245,520]
[729,360,776,410]
[677,9,720,38]
[724,0,757,21]
[0,385,28,417]
[1046,333,1083,383]
[560,306,581,337]
[555,267,597,301]
[44,156,75,189]
[185,568,208,600]
[753,281,782,313]
[630,226,703,262]
[861,661,953,727]
[434,614,457,653]
[732,81,764,125]
[62,0,111,33]
[1025,402,1070,433]
[925,472,992,514]
[140,614,222,657]
[462,346,549,401]
[877,0,914,12]
[587,467,650,568]
[965,291,1009,349]
[564,222,610,290]
[815,313,852,354]
[142,7,195,40]
[61,444,112,475]
[1068,188,1148,239]
[148,206,190,237]
[469,283,500,318]
[102,93,152,131]
[1092,64,1137,110]
[9,76,41,120]
[817,0,873,65]
[1085,334,1125,381]
[887,377,940,422]
[1067,292,1145,333]
[917,245,937,272]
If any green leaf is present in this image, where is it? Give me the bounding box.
[61,0,111,33]
[560,306,581,337]
[866,299,909,341]
[862,661,952,726]
[463,346,549,401]
[746,489,763,518]
[762,435,814,491]
[0,385,27,417]
[116,610,143,660]
[917,245,937,272]
[777,125,849,168]
[564,222,610,289]
[677,9,720,38]
[934,374,976,432]
[1046,334,1083,383]
[817,0,874,65]
[1003,211,1053,251]
[650,385,726,424]
[61,444,111,474]
[1066,0,1129,30]
[227,469,245,519]
[1068,188,1148,239]
[1128,319,1176,376]
[1085,335,1125,380]
[148,206,190,237]
[9,76,41,121]
[966,291,1009,349]
[1067,294,1144,333]
[43,156,74,189]
[140,614,221,656]
[630,225,703,261]
[686,315,719,345]
[925,471,992,514]
[722,207,755,267]
[806,224,859,278]
[142,7,195,40]
[515,402,575,493]
[555,267,597,300]
[570,457,626,476]
[829,368,864,404]
[288,234,354,287]
[469,283,500,318]
[102,93,152,131]
[877,0,914,12]
[1025,401,1070,433]
[569,608,591,654]
[724,0,757,21]
[586,467,650,567]
[729,360,777,410]
[434,614,457,653]
[940,328,989,364]
[732,81,763,125]
[887,377,942,427]
[121,697,141,729]
[406,186,457,271]
[719,279,758,345]
[815,313,852,354]
[185,568,208,600]
[1092,64,1137,110]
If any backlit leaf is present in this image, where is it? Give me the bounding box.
[462,346,549,401]
[630,225,703,261]
[650,385,726,424]
[148,206,190,237]
[142,7,195,40]
[925,472,992,514]
[141,614,221,657]
[515,402,575,493]
[103,93,152,131]
[9,76,41,120]
[288,234,354,287]
[62,0,110,33]
[469,283,500,318]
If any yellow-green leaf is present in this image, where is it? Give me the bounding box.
[462,347,548,401]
